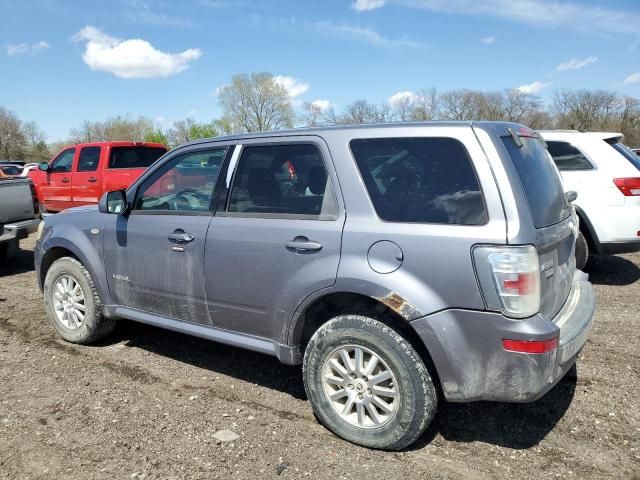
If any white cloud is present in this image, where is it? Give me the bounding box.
[481,36,496,44]
[389,90,417,104]
[6,41,49,56]
[395,0,640,37]
[72,26,202,79]
[186,109,198,117]
[624,73,640,85]
[352,0,386,11]
[555,56,597,71]
[516,81,551,94]
[274,75,310,98]
[311,99,331,111]
[312,21,428,49]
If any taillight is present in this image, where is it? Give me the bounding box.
[613,177,640,196]
[473,245,541,319]
[502,337,558,354]
[29,181,39,215]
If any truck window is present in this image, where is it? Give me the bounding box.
[77,146,101,172]
[50,149,76,173]
[350,137,487,225]
[109,146,166,169]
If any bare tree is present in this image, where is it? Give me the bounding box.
[217,73,294,132]
[340,100,391,125]
[22,121,50,161]
[439,90,487,120]
[69,115,155,142]
[389,93,416,121]
[166,118,220,146]
[411,88,439,121]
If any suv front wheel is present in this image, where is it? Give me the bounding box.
[303,315,437,450]
[43,257,116,344]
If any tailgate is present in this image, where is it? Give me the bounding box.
[0,179,35,223]
[535,214,577,319]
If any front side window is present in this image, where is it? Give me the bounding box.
[134,148,226,212]
[228,144,337,219]
[50,149,76,173]
[77,146,101,172]
[546,141,592,170]
[350,137,487,225]
[109,146,166,169]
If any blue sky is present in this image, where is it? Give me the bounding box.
[1,0,639,141]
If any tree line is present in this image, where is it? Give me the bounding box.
[2,72,640,161]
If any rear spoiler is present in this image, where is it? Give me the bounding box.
[589,132,624,144]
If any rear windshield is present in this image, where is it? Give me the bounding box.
[108,146,166,169]
[501,136,571,228]
[350,137,487,225]
[608,141,640,171]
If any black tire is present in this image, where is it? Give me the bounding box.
[0,238,19,261]
[303,315,437,450]
[43,256,116,344]
[575,230,589,271]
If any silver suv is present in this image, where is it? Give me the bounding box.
[35,122,596,450]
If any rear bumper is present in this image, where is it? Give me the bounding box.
[0,218,40,244]
[599,240,640,255]
[410,271,596,402]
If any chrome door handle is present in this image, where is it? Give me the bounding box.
[168,232,195,243]
[285,237,323,253]
[88,177,97,183]
[61,177,70,183]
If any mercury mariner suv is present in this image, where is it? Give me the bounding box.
[35,122,596,450]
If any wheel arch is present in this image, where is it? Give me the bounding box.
[574,205,601,254]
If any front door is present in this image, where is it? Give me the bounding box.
[103,146,230,324]
[72,145,103,206]
[205,138,345,339]
[41,148,76,212]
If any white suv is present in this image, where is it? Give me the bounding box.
[540,130,640,269]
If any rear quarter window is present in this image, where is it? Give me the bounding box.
[108,146,166,169]
[350,137,487,225]
[546,141,592,170]
[501,136,571,228]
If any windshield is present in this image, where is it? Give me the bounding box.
[608,141,640,171]
[501,136,571,228]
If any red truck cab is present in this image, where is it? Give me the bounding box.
[29,141,167,213]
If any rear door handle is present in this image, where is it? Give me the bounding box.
[61,177,70,183]
[168,231,195,243]
[88,177,97,183]
[285,236,323,253]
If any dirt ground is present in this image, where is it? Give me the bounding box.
[0,236,638,479]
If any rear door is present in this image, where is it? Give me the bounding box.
[500,132,576,318]
[204,137,345,340]
[71,145,102,206]
[40,148,76,212]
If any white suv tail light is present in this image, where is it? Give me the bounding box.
[473,245,541,319]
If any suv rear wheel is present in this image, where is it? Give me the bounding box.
[43,257,116,344]
[575,230,589,271]
[303,315,437,450]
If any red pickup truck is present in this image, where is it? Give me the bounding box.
[29,141,167,213]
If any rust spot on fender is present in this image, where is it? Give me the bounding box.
[377,292,419,320]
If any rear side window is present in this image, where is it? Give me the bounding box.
[546,141,592,170]
[228,144,337,219]
[608,141,640,171]
[350,137,487,225]
[109,146,166,169]
[77,146,101,172]
[501,137,571,228]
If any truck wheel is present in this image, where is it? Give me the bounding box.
[43,257,116,344]
[575,230,589,271]
[303,315,437,451]
[0,238,19,260]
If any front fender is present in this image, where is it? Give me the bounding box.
[40,222,112,306]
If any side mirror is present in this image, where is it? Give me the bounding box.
[565,191,578,203]
[38,162,50,172]
[98,190,128,215]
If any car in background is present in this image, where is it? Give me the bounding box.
[631,148,640,156]
[0,175,40,260]
[29,141,167,213]
[0,163,24,177]
[20,163,40,177]
[540,130,640,269]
